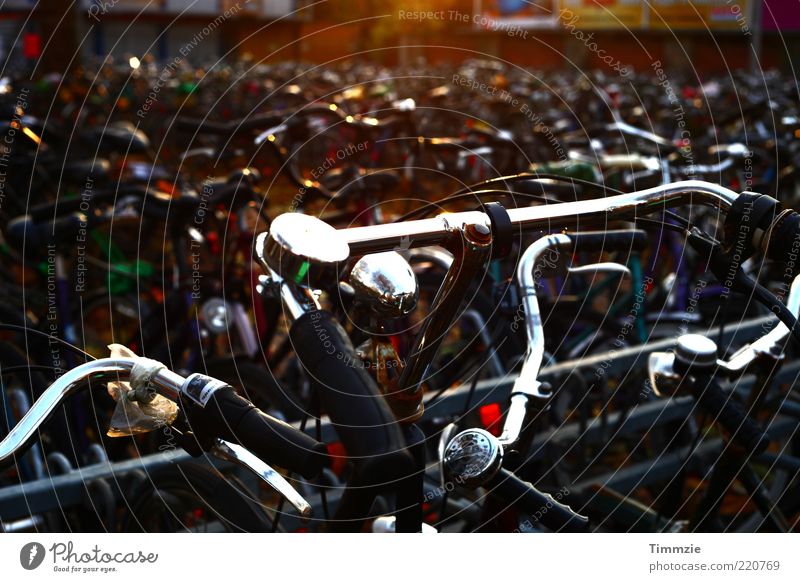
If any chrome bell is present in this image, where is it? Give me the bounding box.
[349,251,419,318]
[648,334,718,397]
[254,213,349,288]
[441,428,503,489]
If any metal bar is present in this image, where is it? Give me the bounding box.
[342,181,737,255]
[572,416,797,495]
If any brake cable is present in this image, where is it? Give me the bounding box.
[0,323,95,360]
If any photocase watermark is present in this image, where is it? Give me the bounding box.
[397,9,529,38]
[20,540,158,573]
[138,2,246,118]
[513,486,571,532]
[74,176,94,293]
[0,87,30,215]
[451,73,568,161]
[20,542,46,570]
[594,275,653,378]
[652,60,694,174]
[310,140,370,180]
[559,9,630,76]
[190,176,215,300]
[155,419,178,452]
[87,0,121,22]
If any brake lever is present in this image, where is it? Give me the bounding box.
[566,262,631,278]
[718,274,800,375]
[211,439,312,521]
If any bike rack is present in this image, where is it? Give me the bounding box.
[0,314,790,529]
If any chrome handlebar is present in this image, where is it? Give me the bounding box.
[0,357,312,518]
[0,358,183,466]
[719,274,800,373]
[337,181,737,255]
[499,234,630,450]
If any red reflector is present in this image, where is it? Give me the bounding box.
[480,403,503,436]
[23,33,41,59]
[327,442,347,475]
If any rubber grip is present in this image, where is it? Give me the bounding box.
[183,386,326,479]
[289,310,412,484]
[568,229,648,253]
[174,117,231,135]
[29,189,121,220]
[489,469,589,532]
[692,377,770,455]
[767,209,800,267]
[6,213,84,255]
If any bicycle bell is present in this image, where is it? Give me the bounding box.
[255,213,350,288]
[349,251,419,318]
[441,428,503,489]
[648,333,718,397]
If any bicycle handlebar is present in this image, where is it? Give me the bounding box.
[0,358,325,479]
[500,230,646,450]
[721,274,800,373]
[0,358,182,468]
[329,181,738,256]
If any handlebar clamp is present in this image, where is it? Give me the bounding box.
[482,202,514,259]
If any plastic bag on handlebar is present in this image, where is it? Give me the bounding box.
[106,344,178,436]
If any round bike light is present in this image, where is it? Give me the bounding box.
[256,213,350,288]
[201,298,233,334]
[442,428,503,489]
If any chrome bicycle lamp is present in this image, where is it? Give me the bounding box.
[255,213,350,288]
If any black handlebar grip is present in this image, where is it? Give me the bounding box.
[692,376,770,455]
[28,189,118,220]
[6,213,85,256]
[174,117,231,135]
[489,469,589,533]
[568,229,648,254]
[765,208,800,268]
[289,310,412,484]
[182,382,326,479]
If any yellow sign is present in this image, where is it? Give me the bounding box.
[557,0,644,30]
[549,0,753,31]
[649,0,753,32]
